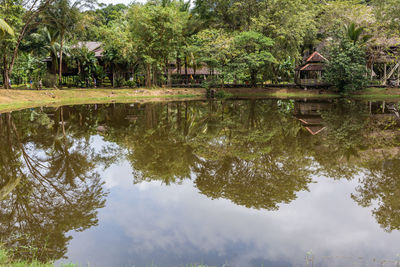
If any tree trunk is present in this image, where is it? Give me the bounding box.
[152,65,156,86]
[251,70,257,87]
[167,59,172,88]
[3,54,10,89]
[59,33,65,87]
[184,54,188,84]
[146,63,151,87]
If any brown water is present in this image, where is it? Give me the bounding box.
[1,99,400,267]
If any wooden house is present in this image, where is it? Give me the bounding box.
[295,51,328,88]
[168,63,217,86]
[368,38,400,86]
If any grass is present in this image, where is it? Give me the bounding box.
[231,92,340,98]
[0,247,76,267]
[2,86,400,114]
[352,87,400,100]
[0,88,205,113]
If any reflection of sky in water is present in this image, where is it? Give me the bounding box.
[56,136,400,267]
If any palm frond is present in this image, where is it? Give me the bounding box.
[0,18,14,37]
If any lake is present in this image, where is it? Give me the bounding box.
[1,98,400,267]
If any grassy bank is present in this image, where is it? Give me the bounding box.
[0,88,205,113]
[1,87,400,113]
[0,248,74,267]
[352,87,400,99]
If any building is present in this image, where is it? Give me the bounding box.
[368,38,400,86]
[168,64,217,86]
[295,51,328,88]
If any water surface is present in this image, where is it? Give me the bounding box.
[1,99,400,266]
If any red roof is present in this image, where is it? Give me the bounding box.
[300,63,325,71]
[305,51,327,63]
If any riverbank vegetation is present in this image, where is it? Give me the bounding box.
[1,0,400,92]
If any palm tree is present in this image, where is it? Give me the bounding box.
[43,0,79,86]
[344,22,372,45]
[0,18,14,37]
[30,27,61,74]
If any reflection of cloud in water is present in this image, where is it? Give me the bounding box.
[61,160,400,267]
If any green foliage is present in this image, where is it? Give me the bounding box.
[214,90,228,98]
[3,0,400,90]
[42,73,57,88]
[0,18,14,37]
[344,22,372,45]
[229,31,275,86]
[127,1,189,87]
[68,46,100,86]
[125,80,136,88]
[323,38,368,94]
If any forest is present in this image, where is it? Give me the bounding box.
[1,0,400,93]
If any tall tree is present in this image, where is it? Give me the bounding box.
[0,0,56,89]
[127,1,189,87]
[42,0,79,86]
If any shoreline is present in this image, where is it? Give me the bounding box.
[1,87,400,113]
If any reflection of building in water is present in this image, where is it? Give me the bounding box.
[294,100,400,135]
[294,100,333,135]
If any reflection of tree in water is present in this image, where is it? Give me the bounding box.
[192,100,313,209]
[0,111,107,263]
[109,100,314,209]
[352,156,400,232]
[3,99,400,263]
[320,100,400,231]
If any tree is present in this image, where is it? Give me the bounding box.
[42,0,80,86]
[28,26,60,74]
[230,31,275,86]
[251,0,318,82]
[344,22,372,45]
[127,2,189,87]
[190,28,232,85]
[372,0,400,36]
[0,0,56,89]
[323,38,368,94]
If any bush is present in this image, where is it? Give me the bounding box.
[42,74,57,88]
[215,90,226,98]
[126,80,136,88]
[323,39,368,94]
[115,77,126,87]
[201,77,219,90]
[102,76,112,87]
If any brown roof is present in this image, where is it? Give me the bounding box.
[372,37,400,48]
[305,51,327,63]
[171,67,215,75]
[300,63,325,71]
[75,41,103,57]
[43,41,104,61]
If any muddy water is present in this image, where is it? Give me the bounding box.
[1,99,400,266]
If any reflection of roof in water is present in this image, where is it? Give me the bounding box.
[304,125,326,135]
[297,115,326,135]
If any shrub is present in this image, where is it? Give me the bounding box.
[323,39,368,94]
[126,80,136,88]
[42,74,57,88]
[115,77,126,87]
[215,90,226,98]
